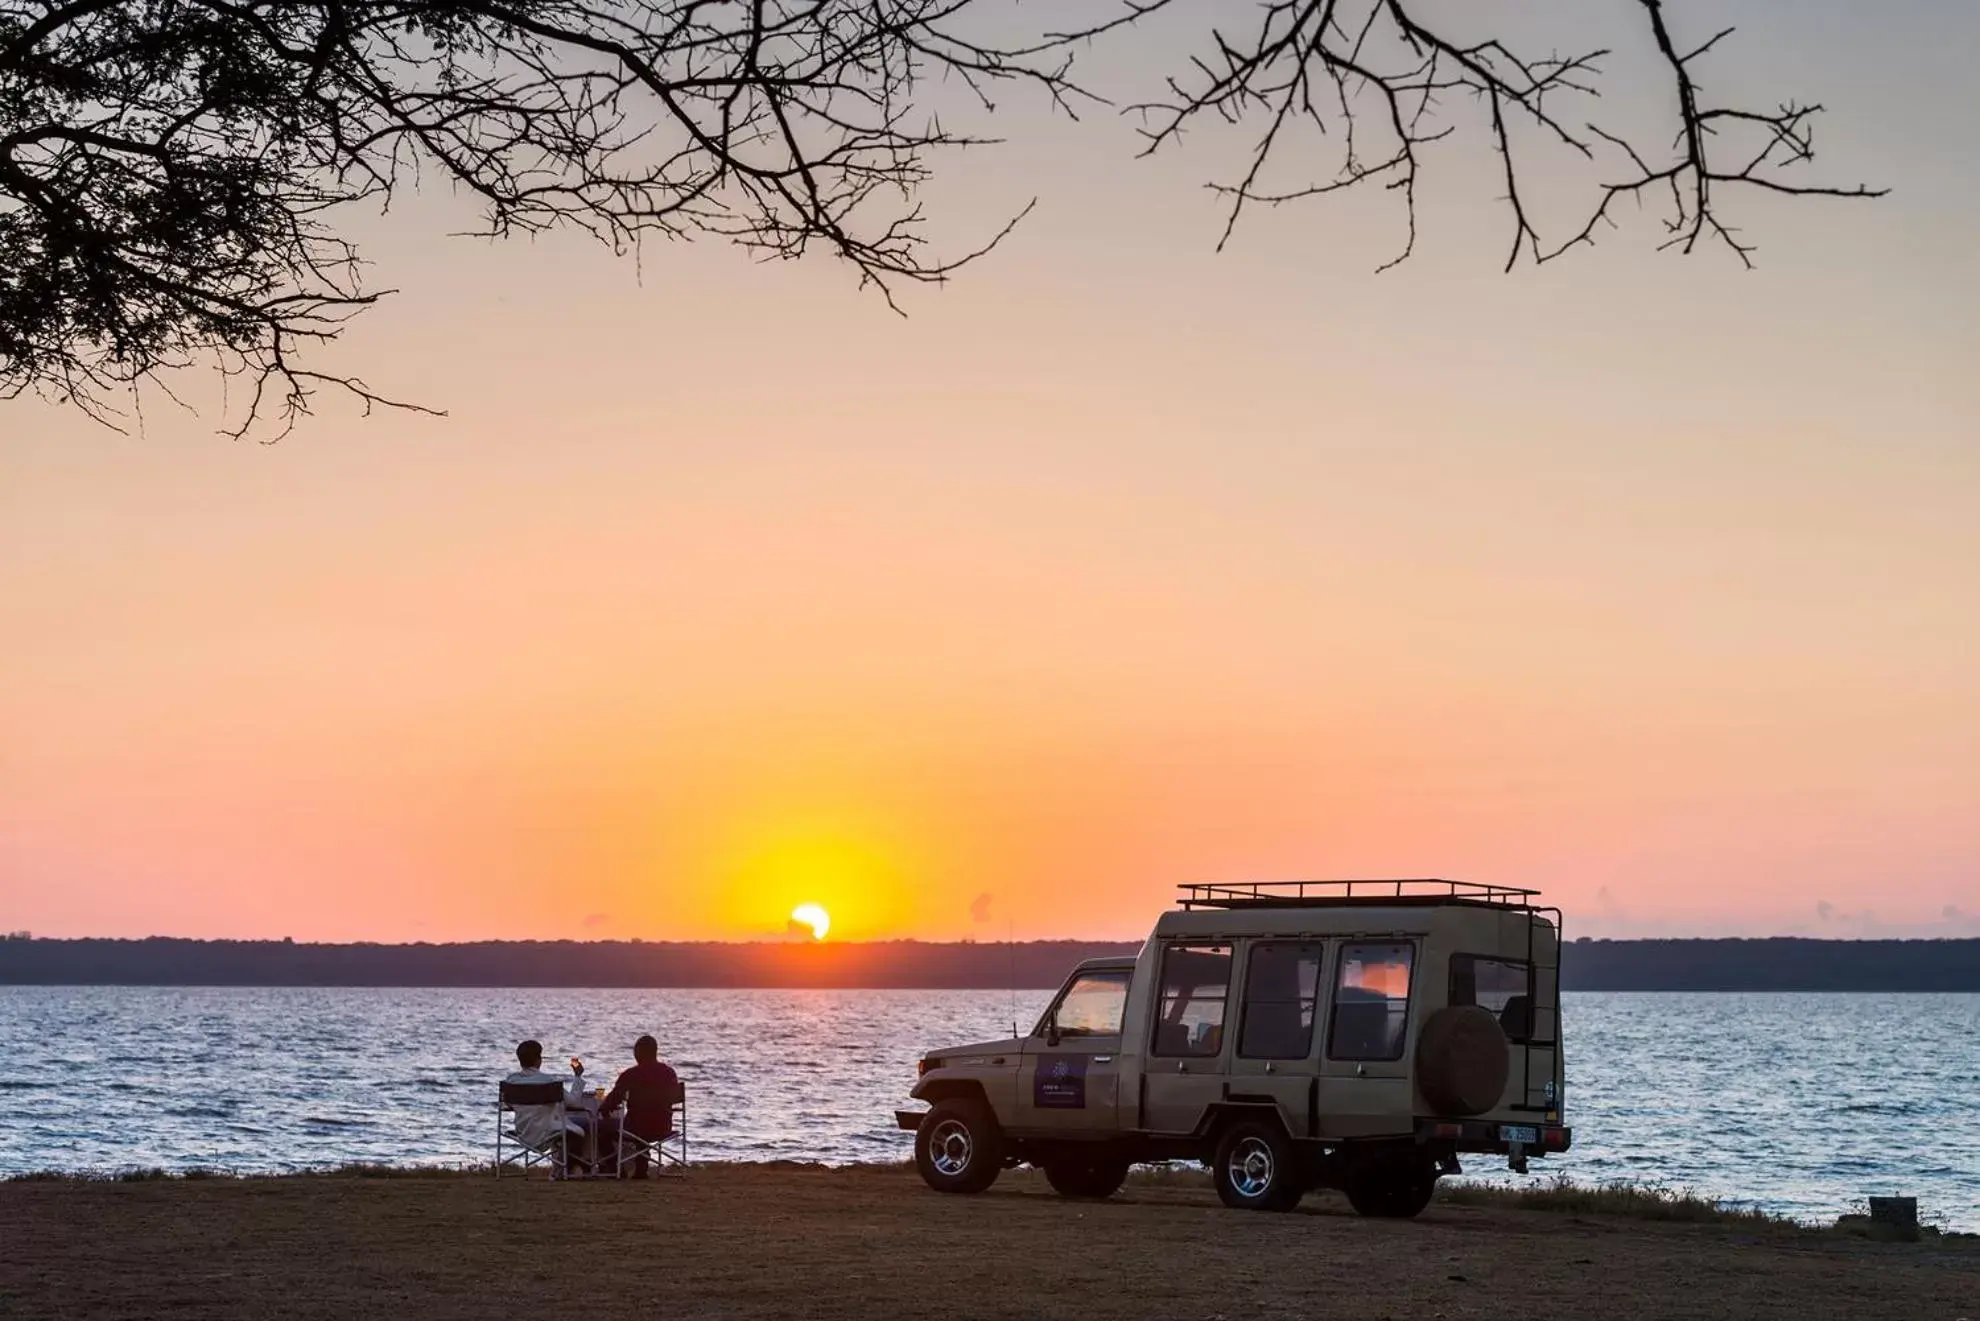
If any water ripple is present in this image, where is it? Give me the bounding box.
[0,987,1973,1229]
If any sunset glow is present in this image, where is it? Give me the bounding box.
[2,3,1976,946]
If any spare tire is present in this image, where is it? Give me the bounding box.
[1415,1004,1510,1115]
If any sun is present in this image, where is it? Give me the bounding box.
[790,903,831,941]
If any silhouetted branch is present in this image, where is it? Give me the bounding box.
[1,0,1886,438]
[0,0,1077,437]
[1046,0,1881,273]
[1544,0,1887,266]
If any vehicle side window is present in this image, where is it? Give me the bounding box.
[1327,941,1414,1062]
[1238,942,1324,1060]
[1150,943,1232,1058]
[1049,970,1131,1038]
[1449,955,1532,1043]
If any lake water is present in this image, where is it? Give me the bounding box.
[1,988,1975,1229]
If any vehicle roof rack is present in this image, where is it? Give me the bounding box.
[1176,878,1542,911]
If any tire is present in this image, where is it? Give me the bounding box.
[1043,1157,1130,1200]
[1345,1162,1438,1219]
[1416,1004,1511,1116]
[914,1098,1004,1194]
[1211,1119,1301,1212]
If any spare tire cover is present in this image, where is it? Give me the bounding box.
[1415,1004,1511,1116]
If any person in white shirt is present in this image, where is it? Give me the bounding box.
[503,1039,589,1173]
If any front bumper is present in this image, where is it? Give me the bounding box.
[894,1109,926,1132]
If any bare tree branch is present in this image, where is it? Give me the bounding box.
[1043,0,1882,274]
[0,0,1886,439]
[0,0,1076,437]
[1543,0,1886,267]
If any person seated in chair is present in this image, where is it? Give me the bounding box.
[504,1039,589,1176]
[602,1034,680,1178]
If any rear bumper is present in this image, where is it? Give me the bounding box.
[1416,1118,1572,1154]
[894,1109,926,1133]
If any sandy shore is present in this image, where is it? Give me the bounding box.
[3,1164,1974,1320]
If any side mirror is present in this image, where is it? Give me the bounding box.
[1045,1021,1061,1047]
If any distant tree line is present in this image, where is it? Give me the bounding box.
[1561,938,1980,993]
[2,936,1977,992]
[0,937,1136,989]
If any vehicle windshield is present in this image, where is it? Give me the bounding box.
[1047,969,1130,1037]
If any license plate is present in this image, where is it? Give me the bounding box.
[1500,1124,1539,1145]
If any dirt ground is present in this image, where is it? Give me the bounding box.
[2,1165,1974,1320]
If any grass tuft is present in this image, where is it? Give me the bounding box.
[298,1162,492,1179]
[1439,1176,1788,1225]
[8,1162,488,1183]
[116,1168,174,1183]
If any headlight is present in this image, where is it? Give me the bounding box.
[917,1056,940,1076]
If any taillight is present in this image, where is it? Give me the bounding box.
[1430,1123,1464,1140]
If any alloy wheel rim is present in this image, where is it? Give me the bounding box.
[1229,1136,1275,1199]
[929,1119,973,1177]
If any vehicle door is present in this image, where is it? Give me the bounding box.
[1314,940,1418,1138]
[1450,948,1559,1119]
[1139,942,1235,1137]
[1224,940,1330,1139]
[1015,967,1131,1134]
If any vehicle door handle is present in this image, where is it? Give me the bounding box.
[1092,1056,1112,1063]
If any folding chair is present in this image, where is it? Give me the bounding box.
[616,1078,689,1179]
[496,1079,572,1178]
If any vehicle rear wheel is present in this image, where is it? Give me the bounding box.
[1042,1156,1130,1200]
[915,1098,1004,1194]
[1344,1162,1438,1218]
[1211,1119,1301,1212]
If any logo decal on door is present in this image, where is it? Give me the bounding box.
[1035,1055,1088,1109]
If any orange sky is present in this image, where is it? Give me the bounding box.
[3,0,1977,944]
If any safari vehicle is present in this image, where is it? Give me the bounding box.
[895,879,1570,1216]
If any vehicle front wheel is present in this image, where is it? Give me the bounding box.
[1211,1119,1301,1212]
[1344,1163,1438,1219]
[1042,1156,1130,1200]
[914,1098,1004,1194]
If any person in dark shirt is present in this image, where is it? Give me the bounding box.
[602,1034,680,1178]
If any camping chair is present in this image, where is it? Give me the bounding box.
[615,1078,689,1179]
[496,1079,572,1178]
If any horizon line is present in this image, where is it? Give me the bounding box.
[7,933,1980,946]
